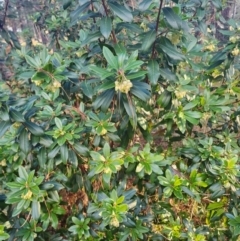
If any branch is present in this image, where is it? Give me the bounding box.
[101,0,117,44]
[151,0,164,59]
[0,0,10,29]
[91,0,96,24]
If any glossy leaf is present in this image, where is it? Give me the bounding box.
[70,2,91,24]
[93,89,115,111]
[100,17,112,39]
[69,149,78,168]
[90,66,113,80]
[139,0,152,11]
[103,46,118,69]
[163,7,182,30]
[0,121,11,138]
[147,60,160,85]
[109,2,133,22]
[19,129,30,154]
[73,143,89,156]
[141,30,156,51]
[60,144,68,164]
[31,201,41,220]
[9,108,25,122]
[159,37,185,61]
[24,121,44,136]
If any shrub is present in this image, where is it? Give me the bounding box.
[1,0,240,240]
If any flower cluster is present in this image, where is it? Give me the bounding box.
[47,80,61,92]
[175,89,187,99]
[115,79,133,94]
[21,190,33,200]
[232,47,239,56]
[204,44,216,52]
[230,36,239,44]
[110,212,120,227]
[33,80,42,86]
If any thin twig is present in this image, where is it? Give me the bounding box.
[91,0,96,24]
[101,0,117,44]
[151,0,164,59]
[0,0,10,29]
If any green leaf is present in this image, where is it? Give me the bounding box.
[51,213,58,229]
[0,121,11,138]
[53,205,66,215]
[163,186,173,198]
[41,181,64,191]
[147,60,160,85]
[41,182,54,190]
[90,66,113,80]
[16,199,27,211]
[136,163,144,173]
[163,7,182,30]
[73,143,89,156]
[212,0,222,10]
[184,111,202,119]
[183,101,198,110]
[6,182,22,189]
[55,117,62,129]
[25,55,40,68]
[103,142,111,157]
[159,68,177,81]
[49,190,60,203]
[139,0,152,11]
[109,2,133,22]
[116,22,142,33]
[81,31,102,46]
[31,201,41,220]
[69,149,78,168]
[103,172,111,184]
[124,60,143,71]
[80,81,94,99]
[144,162,152,175]
[57,136,66,146]
[159,37,185,61]
[126,71,147,80]
[186,37,198,52]
[173,188,183,199]
[98,80,115,92]
[158,176,169,186]
[60,144,68,164]
[93,89,115,111]
[9,108,25,122]
[209,51,227,64]
[114,44,127,56]
[122,96,137,128]
[18,166,28,179]
[0,231,9,240]
[157,90,172,108]
[48,146,60,159]
[182,186,195,198]
[70,2,91,24]
[103,46,118,69]
[100,17,112,39]
[24,121,44,136]
[141,30,156,52]
[19,129,31,154]
[117,203,128,212]
[151,164,163,175]
[131,82,151,101]
[207,201,224,210]
[90,151,105,162]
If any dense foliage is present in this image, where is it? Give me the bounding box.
[1,0,240,240]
